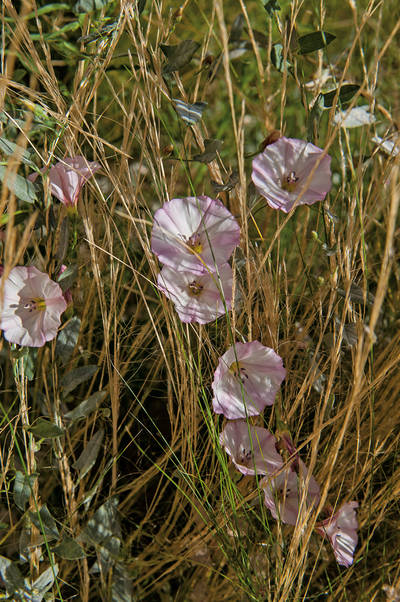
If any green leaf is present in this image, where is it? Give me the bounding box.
[137,0,146,14]
[81,497,120,547]
[73,429,104,481]
[264,0,281,17]
[322,84,360,108]
[29,505,59,540]
[0,137,35,167]
[26,419,65,439]
[0,556,25,594]
[57,264,77,293]
[111,562,134,601]
[160,40,200,73]
[229,14,245,44]
[31,565,59,596]
[173,99,207,126]
[193,139,223,163]
[0,166,37,203]
[0,209,30,226]
[64,390,107,422]
[211,171,239,193]
[74,0,111,13]
[270,43,292,74]
[25,3,71,18]
[61,364,99,398]
[56,316,81,361]
[307,94,324,142]
[297,31,335,54]
[14,471,38,511]
[53,536,86,559]
[14,347,38,381]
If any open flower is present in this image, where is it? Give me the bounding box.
[157,263,233,324]
[251,137,332,213]
[261,460,320,525]
[34,156,101,207]
[0,266,67,347]
[316,502,359,567]
[219,421,283,476]
[151,196,240,274]
[212,341,286,419]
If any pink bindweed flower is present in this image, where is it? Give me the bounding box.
[30,156,101,208]
[261,460,321,525]
[316,501,359,567]
[0,266,67,347]
[219,421,283,476]
[251,137,332,213]
[157,262,233,324]
[151,196,240,274]
[212,341,286,420]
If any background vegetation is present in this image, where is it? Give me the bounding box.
[0,0,399,599]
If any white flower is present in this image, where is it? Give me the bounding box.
[151,196,240,274]
[157,263,233,324]
[0,266,67,347]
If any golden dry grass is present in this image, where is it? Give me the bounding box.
[0,0,399,600]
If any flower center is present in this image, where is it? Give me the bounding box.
[238,445,253,466]
[229,361,249,383]
[277,485,292,502]
[23,297,46,312]
[188,280,203,296]
[187,233,203,254]
[281,171,299,192]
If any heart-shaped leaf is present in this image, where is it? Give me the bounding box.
[211,171,239,193]
[29,505,59,540]
[61,364,99,398]
[0,166,37,203]
[73,428,104,481]
[26,419,64,439]
[160,40,200,73]
[0,137,35,167]
[193,139,223,163]
[56,316,81,361]
[270,43,292,74]
[64,390,107,422]
[14,471,38,511]
[53,536,86,559]
[264,0,281,17]
[173,99,207,125]
[297,31,336,54]
[322,84,360,108]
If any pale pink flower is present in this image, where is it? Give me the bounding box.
[219,421,283,476]
[316,502,359,567]
[30,156,100,207]
[157,263,233,324]
[151,196,240,274]
[212,341,286,419]
[251,137,332,213]
[0,266,67,347]
[261,460,320,525]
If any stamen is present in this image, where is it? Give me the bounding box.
[281,171,300,192]
[187,233,203,254]
[23,297,46,312]
[238,445,253,465]
[229,361,249,383]
[188,281,203,296]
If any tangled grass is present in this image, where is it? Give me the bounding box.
[0,0,399,600]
